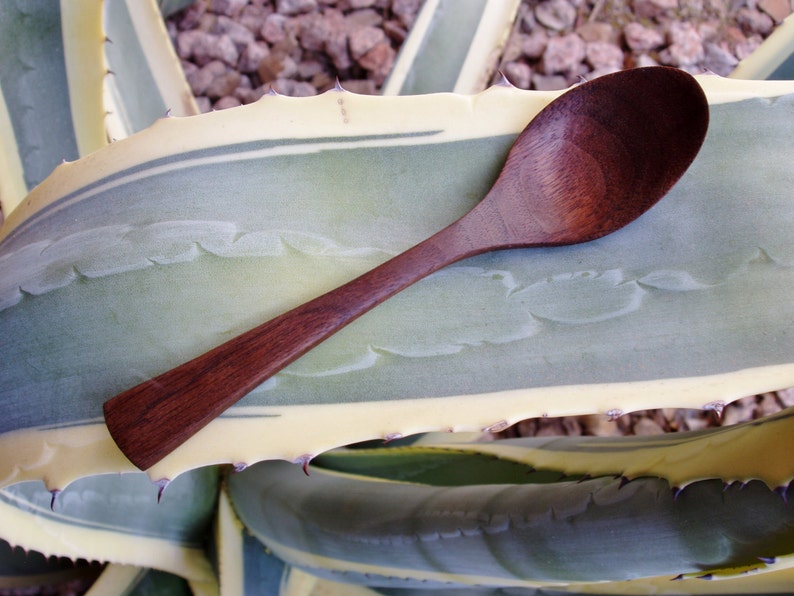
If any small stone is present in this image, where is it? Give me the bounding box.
[339,78,378,94]
[531,72,569,90]
[323,10,352,70]
[191,32,240,67]
[581,414,624,437]
[737,7,775,35]
[586,41,624,69]
[503,61,532,89]
[349,26,388,61]
[358,42,396,84]
[501,35,524,63]
[383,20,408,43]
[650,0,678,9]
[758,392,783,417]
[535,0,577,31]
[521,30,549,59]
[176,1,206,30]
[542,33,586,74]
[534,418,567,436]
[759,0,792,22]
[721,396,755,426]
[699,20,721,43]
[291,81,319,96]
[734,36,762,60]
[392,0,422,28]
[175,29,203,59]
[724,24,749,51]
[297,12,328,51]
[297,59,325,79]
[269,78,317,96]
[209,0,248,17]
[683,414,711,431]
[237,73,252,90]
[214,95,243,110]
[260,13,290,44]
[180,59,198,79]
[703,41,739,75]
[633,0,666,18]
[196,12,217,33]
[238,41,270,73]
[258,51,298,82]
[577,22,619,44]
[311,71,334,91]
[778,387,794,407]
[346,8,383,28]
[237,84,268,103]
[206,69,241,99]
[347,0,376,7]
[238,5,270,34]
[623,22,665,52]
[213,15,255,49]
[187,59,227,95]
[666,21,705,66]
[635,53,660,68]
[518,4,536,32]
[276,0,318,15]
[633,417,664,435]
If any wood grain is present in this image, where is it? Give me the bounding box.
[104,67,709,470]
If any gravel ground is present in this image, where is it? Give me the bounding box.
[168,0,793,436]
[169,0,793,108]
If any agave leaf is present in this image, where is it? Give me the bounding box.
[0,0,105,216]
[339,559,794,594]
[1,78,794,487]
[382,0,521,95]
[731,13,794,80]
[86,564,197,595]
[215,487,288,595]
[0,0,198,218]
[103,0,198,141]
[227,457,794,588]
[0,467,218,588]
[0,537,102,592]
[318,405,794,490]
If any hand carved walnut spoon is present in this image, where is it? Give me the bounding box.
[104,66,709,470]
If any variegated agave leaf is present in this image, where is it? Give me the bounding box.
[317,404,794,492]
[1,78,794,488]
[383,0,521,95]
[0,0,105,216]
[0,0,196,218]
[227,455,794,589]
[0,467,218,592]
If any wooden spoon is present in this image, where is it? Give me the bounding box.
[104,66,709,470]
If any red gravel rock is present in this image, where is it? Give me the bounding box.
[542,33,586,75]
[665,21,705,67]
[623,22,665,53]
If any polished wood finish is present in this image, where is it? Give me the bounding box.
[104,67,709,470]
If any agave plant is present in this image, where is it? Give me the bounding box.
[1,1,794,593]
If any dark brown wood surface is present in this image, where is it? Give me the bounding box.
[104,67,709,470]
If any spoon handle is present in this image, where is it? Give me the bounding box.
[104,219,478,470]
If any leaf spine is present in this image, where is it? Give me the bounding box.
[154,478,170,503]
[294,454,313,476]
[49,489,61,511]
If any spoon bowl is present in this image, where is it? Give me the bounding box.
[104,66,709,470]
